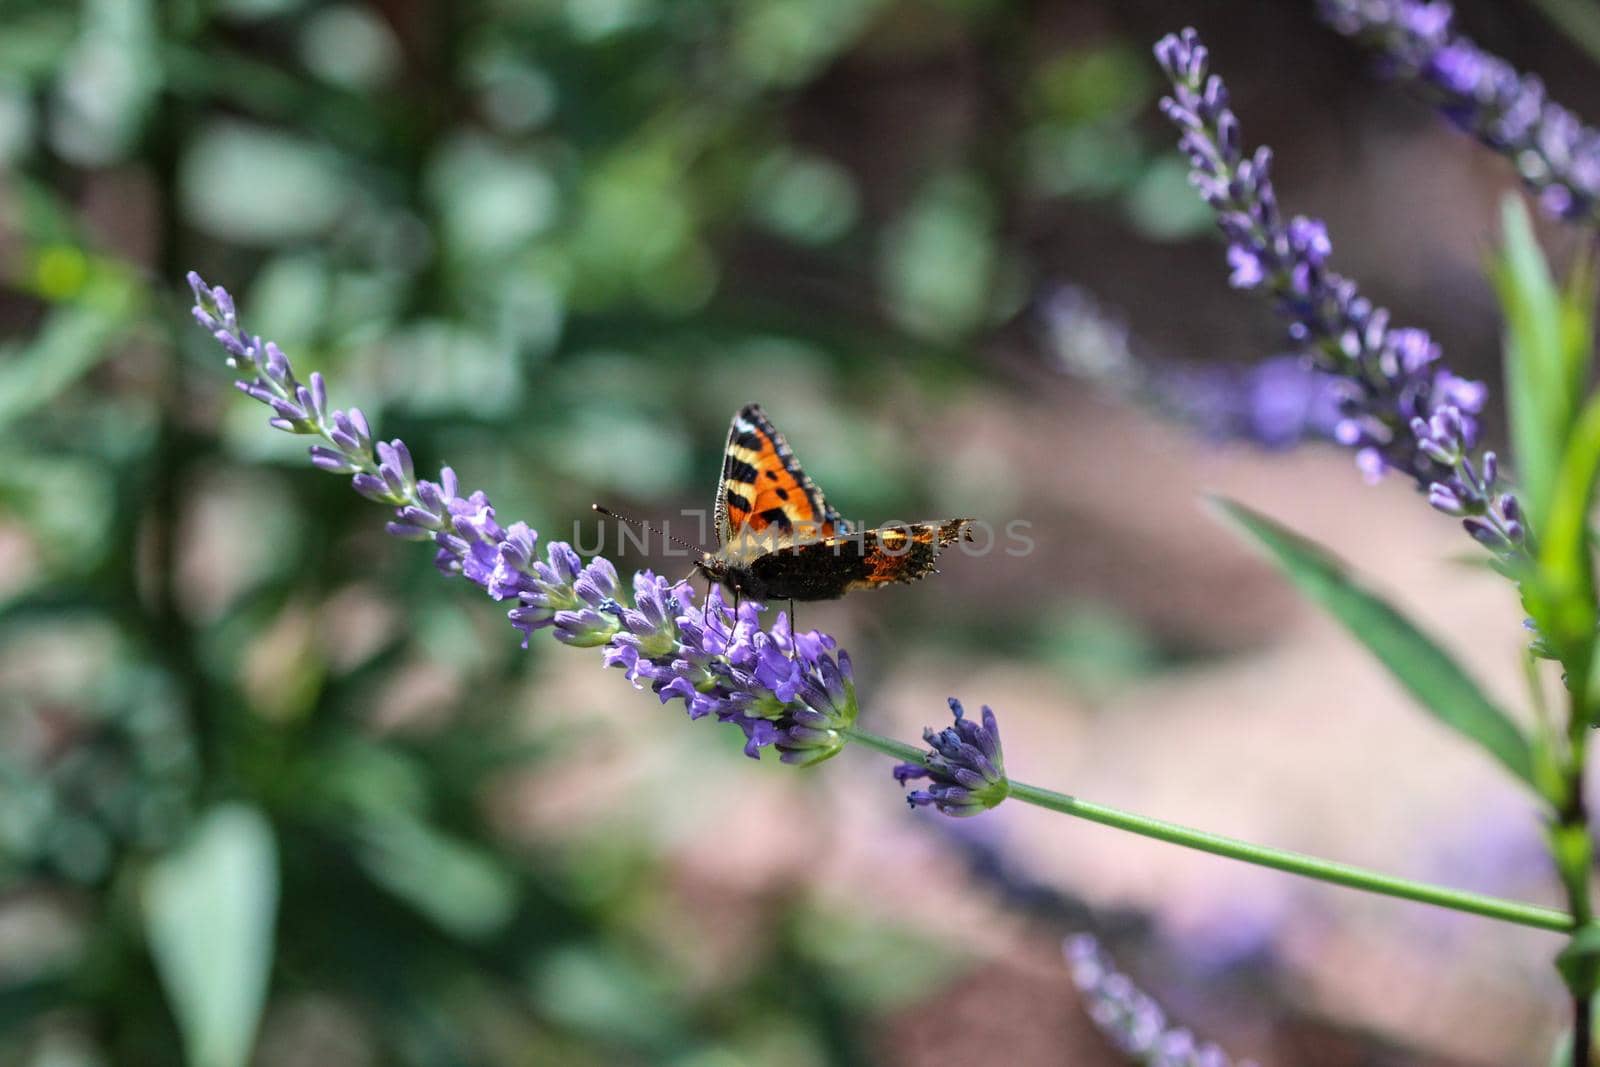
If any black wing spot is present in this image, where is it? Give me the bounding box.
[760,507,793,531]
[726,491,753,513]
[723,457,758,483]
[775,487,789,500]
[765,470,779,481]
[733,431,763,450]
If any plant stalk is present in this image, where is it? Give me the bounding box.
[843,725,1575,934]
[1559,720,1595,1067]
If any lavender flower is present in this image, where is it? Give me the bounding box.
[1065,935,1257,1067]
[618,586,861,765]
[1320,0,1600,224]
[1041,285,1345,450]
[189,271,498,585]
[187,271,858,765]
[893,698,1008,817]
[1154,30,1525,553]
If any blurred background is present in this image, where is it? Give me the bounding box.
[1,0,1596,1063]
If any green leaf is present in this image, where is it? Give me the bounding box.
[1492,195,1586,534]
[145,805,279,1067]
[1531,394,1600,690]
[1560,234,1596,398]
[880,171,997,341]
[1213,499,1535,786]
[356,814,518,942]
[1558,924,1600,995]
[0,273,139,432]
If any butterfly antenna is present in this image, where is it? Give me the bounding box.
[591,504,711,559]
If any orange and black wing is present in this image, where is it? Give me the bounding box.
[714,404,848,547]
[745,520,972,601]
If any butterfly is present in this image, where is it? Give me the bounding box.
[692,404,972,603]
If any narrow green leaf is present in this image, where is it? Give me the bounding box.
[1535,394,1600,689]
[1492,195,1573,533]
[145,805,278,1067]
[1560,232,1595,402]
[0,281,138,432]
[356,814,518,942]
[1213,499,1535,786]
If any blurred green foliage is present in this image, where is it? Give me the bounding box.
[0,0,1183,1063]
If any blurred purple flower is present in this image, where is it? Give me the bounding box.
[1153,356,1343,450]
[1041,285,1343,450]
[187,271,857,765]
[1320,0,1600,224]
[893,698,1008,817]
[1065,935,1258,1067]
[1154,30,1525,553]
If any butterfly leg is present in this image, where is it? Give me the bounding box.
[789,598,797,659]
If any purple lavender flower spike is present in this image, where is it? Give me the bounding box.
[187,271,865,767]
[508,540,599,644]
[1155,28,1526,555]
[894,698,1008,817]
[1319,0,1600,225]
[1064,936,1258,1067]
[435,490,505,589]
[605,571,693,679]
[613,588,859,765]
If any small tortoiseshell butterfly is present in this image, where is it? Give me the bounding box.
[691,404,972,602]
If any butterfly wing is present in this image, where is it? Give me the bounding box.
[714,404,849,549]
[746,520,973,601]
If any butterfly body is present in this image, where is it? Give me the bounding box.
[694,404,972,602]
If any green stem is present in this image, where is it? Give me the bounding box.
[843,725,1574,934]
[1559,707,1595,1067]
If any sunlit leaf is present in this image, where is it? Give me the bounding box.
[748,148,859,244]
[1124,156,1216,240]
[428,135,559,256]
[298,4,400,90]
[0,277,139,432]
[1533,395,1600,680]
[145,805,278,1067]
[882,171,996,341]
[357,814,517,942]
[48,0,158,165]
[179,121,352,244]
[1492,195,1587,535]
[1032,43,1155,121]
[528,946,683,1048]
[1024,122,1144,199]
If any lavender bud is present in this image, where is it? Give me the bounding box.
[893,698,1008,817]
[385,521,434,541]
[1428,483,1465,515]
[262,342,292,385]
[1226,246,1264,288]
[309,446,355,473]
[351,473,393,503]
[1462,517,1506,549]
